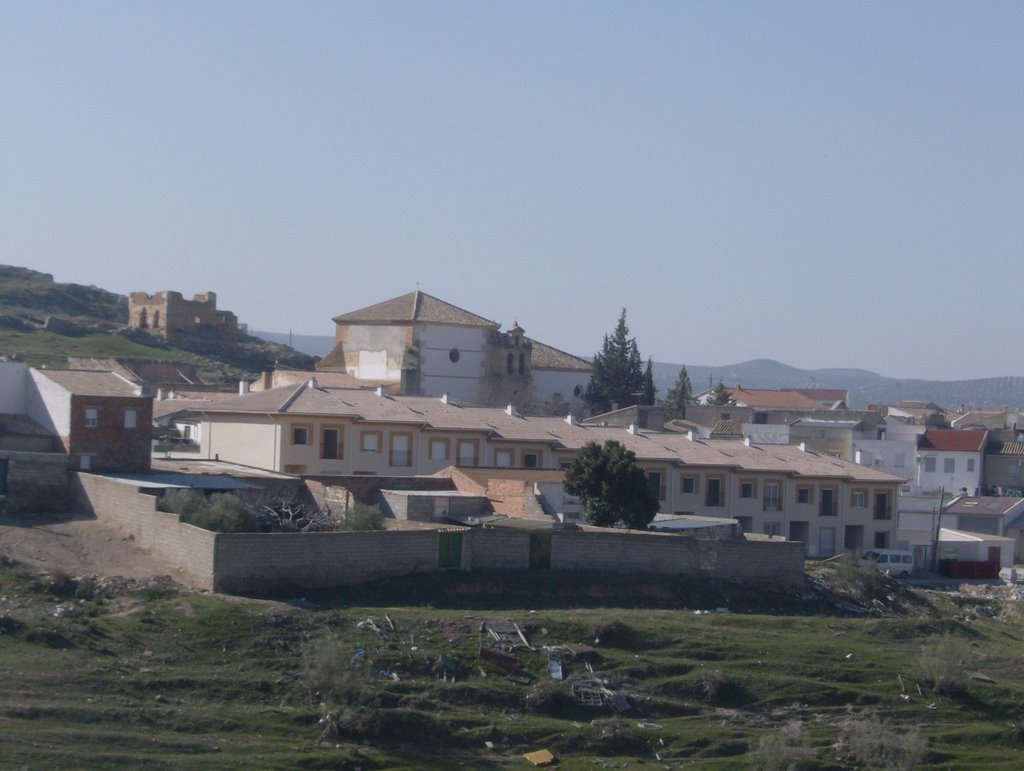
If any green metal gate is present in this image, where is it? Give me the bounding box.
[437,531,463,569]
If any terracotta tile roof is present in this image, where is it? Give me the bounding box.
[201,386,905,482]
[710,419,743,437]
[332,291,498,328]
[918,428,988,453]
[526,339,592,371]
[0,413,53,436]
[33,369,144,397]
[988,440,1024,457]
[789,388,849,403]
[944,496,1024,516]
[728,387,823,410]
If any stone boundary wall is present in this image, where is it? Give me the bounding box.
[71,473,804,594]
[0,450,68,511]
[70,473,216,588]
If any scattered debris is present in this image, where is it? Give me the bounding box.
[548,657,564,681]
[480,646,520,673]
[970,672,995,683]
[523,748,556,767]
[636,721,662,730]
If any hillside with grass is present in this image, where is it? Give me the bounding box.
[1,556,1023,769]
[0,265,314,383]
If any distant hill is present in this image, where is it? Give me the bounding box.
[653,359,1024,411]
[0,265,314,383]
[251,331,336,357]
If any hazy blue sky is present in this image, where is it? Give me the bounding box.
[2,2,1021,380]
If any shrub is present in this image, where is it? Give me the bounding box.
[160,489,258,533]
[700,668,726,702]
[918,633,971,693]
[828,556,893,603]
[342,503,384,531]
[844,716,926,770]
[752,728,813,771]
[158,488,205,518]
[303,637,382,708]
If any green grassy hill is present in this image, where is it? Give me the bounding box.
[0,265,314,382]
[1,561,1022,768]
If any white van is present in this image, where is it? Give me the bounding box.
[858,549,915,578]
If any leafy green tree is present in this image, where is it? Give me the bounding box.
[663,366,692,421]
[563,440,659,529]
[708,379,735,406]
[584,309,650,414]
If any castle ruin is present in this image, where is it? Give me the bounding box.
[128,291,238,343]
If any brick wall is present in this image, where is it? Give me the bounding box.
[0,451,68,511]
[485,479,529,518]
[303,474,455,506]
[70,472,216,588]
[69,395,153,472]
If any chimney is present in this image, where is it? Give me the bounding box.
[307,377,318,390]
[799,441,807,452]
[505,403,517,416]
[376,385,386,397]
[440,392,450,405]
[855,449,864,464]
[628,423,639,435]
[743,436,752,447]
[565,413,576,426]
[156,388,165,401]
[686,430,695,441]
[239,380,250,395]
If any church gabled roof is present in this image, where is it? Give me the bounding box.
[332,291,499,328]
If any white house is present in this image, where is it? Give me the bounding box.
[916,428,987,496]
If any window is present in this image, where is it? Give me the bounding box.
[944,458,955,474]
[495,449,513,468]
[873,531,890,549]
[813,430,826,440]
[573,385,583,398]
[967,458,975,473]
[507,353,514,374]
[705,477,723,507]
[449,348,460,363]
[721,412,731,421]
[763,481,781,511]
[429,438,450,462]
[681,475,698,495]
[874,492,890,520]
[753,412,768,425]
[84,408,98,428]
[797,486,813,505]
[819,487,836,516]
[361,431,381,453]
[763,521,782,537]
[291,425,310,445]
[924,456,936,473]
[522,452,539,469]
[851,490,867,508]
[123,409,137,429]
[518,354,525,375]
[321,428,342,460]
[895,452,906,468]
[79,454,92,470]
[389,433,412,467]
[457,439,479,467]
[646,471,665,501]
[739,480,757,499]
[283,464,307,474]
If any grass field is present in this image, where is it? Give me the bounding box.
[1,562,1023,769]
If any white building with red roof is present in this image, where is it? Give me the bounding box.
[916,428,988,496]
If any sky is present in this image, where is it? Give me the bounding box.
[1,2,1021,381]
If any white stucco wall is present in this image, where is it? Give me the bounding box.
[417,324,488,401]
[201,416,281,471]
[916,450,983,495]
[532,369,589,413]
[0,362,29,413]
[27,370,72,436]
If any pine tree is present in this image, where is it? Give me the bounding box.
[663,366,692,421]
[708,379,735,406]
[584,309,647,414]
[641,358,656,406]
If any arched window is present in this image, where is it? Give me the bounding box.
[138,308,148,328]
[507,353,514,374]
[518,354,525,375]
[152,310,160,328]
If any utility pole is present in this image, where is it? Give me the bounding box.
[930,486,945,574]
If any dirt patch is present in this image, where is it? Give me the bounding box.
[0,512,182,581]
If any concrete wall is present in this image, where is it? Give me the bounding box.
[70,471,804,594]
[26,370,71,436]
[0,451,68,511]
[70,472,217,588]
[0,362,28,413]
